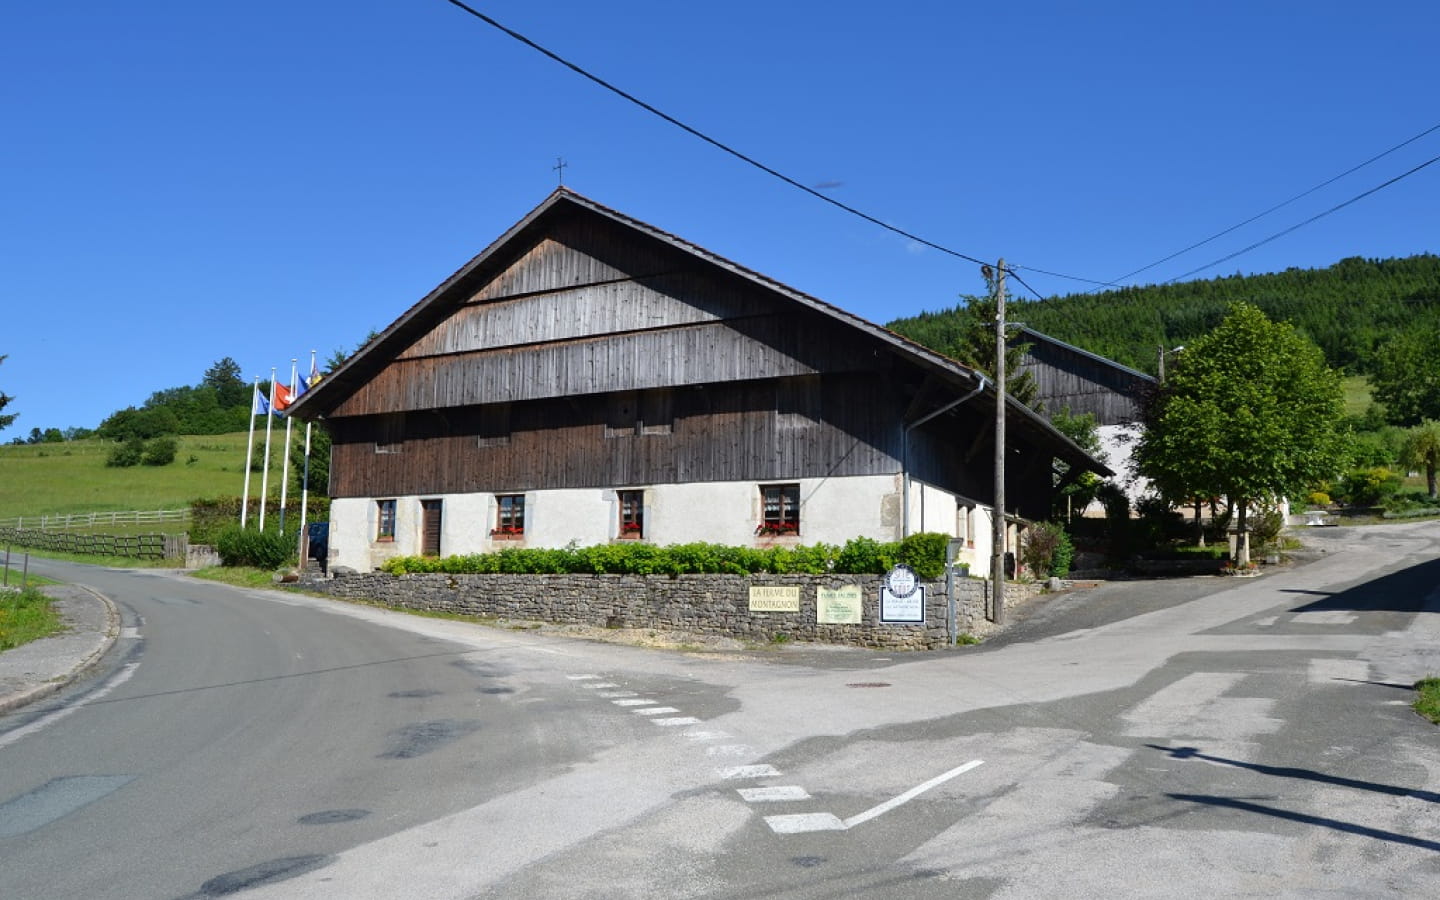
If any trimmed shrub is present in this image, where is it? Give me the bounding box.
[378,534,955,578]
[216,524,297,569]
[897,532,949,580]
[189,497,330,545]
[834,536,895,575]
[1337,467,1402,506]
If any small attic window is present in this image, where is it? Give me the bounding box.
[375,413,405,454]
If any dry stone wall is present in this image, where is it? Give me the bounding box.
[306,571,1042,650]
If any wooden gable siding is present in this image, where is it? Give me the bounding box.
[1018,342,1150,425]
[332,310,879,418]
[328,374,918,499]
[396,232,774,359]
[332,217,881,419]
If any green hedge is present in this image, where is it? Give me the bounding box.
[215,524,299,569]
[380,533,953,579]
[190,496,330,545]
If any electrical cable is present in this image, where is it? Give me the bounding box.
[1111,120,1440,285]
[440,0,1114,287]
[1160,151,1440,285]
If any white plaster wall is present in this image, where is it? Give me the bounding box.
[327,475,1004,570]
[648,474,904,546]
[329,496,412,572]
[1097,422,1147,508]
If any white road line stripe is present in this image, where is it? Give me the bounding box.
[633,706,681,716]
[765,813,846,833]
[684,730,731,741]
[0,662,141,751]
[566,674,600,680]
[842,760,984,828]
[739,786,811,802]
[652,717,702,726]
[719,765,780,779]
[705,745,753,758]
[761,759,985,834]
[597,692,638,698]
[580,682,619,689]
[612,699,656,707]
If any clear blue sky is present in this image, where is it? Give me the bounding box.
[3,1,1437,439]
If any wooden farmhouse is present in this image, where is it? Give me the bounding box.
[289,189,1110,573]
[1012,327,1156,501]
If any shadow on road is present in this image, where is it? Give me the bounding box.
[1166,793,1440,853]
[1289,555,1440,614]
[1146,744,1440,804]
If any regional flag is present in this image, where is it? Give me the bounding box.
[298,362,321,397]
[251,384,269,416]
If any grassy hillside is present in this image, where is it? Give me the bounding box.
[0,433,259,519]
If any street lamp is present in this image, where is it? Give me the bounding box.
[1158,344,1185,381]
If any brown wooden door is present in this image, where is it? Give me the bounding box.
[421,499,442,556]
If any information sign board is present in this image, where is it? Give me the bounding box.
[816,585,863,624]
[748,585,800,612]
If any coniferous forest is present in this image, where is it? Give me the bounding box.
[886,254,1440,378]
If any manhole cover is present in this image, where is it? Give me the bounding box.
[845,682,892,688]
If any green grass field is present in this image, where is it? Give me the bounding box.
[0,432,260,519]
[1341,374,1374,417]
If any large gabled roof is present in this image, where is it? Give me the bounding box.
[289,188,1109,476]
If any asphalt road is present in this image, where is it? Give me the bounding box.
[3,522,1439,898]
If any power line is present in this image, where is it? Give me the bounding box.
[1161,151,1440,285]
[440,0,1111,286]
[1112,120,1440,285]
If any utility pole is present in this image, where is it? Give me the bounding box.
[991,259,1007,625]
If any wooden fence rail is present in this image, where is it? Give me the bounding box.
[0,527,186,561]
[0,509,190,531]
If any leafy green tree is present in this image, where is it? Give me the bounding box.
[1399,420,1440,499]
[1370,327,1440,426]
[1049,407,1105,521]
[141,436,178,466]
[1136,303,1345,564]
[98,405,180,441]
[202,357,248,409]
[951,288,1040,408]
[106,436,146,467]
[0,355,15,433]
[288,421,330,496]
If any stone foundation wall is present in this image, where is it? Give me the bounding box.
[304,572,1044,650]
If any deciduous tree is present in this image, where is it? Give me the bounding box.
[0,355,16,433]
[1399,420,1440,499]
[1136,303,1345,563]
[1370,328,1440,426]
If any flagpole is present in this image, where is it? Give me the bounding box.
[260,368,277,531]
[299,350,316,564]
[279,358,297,533]
[241,377,261,528]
